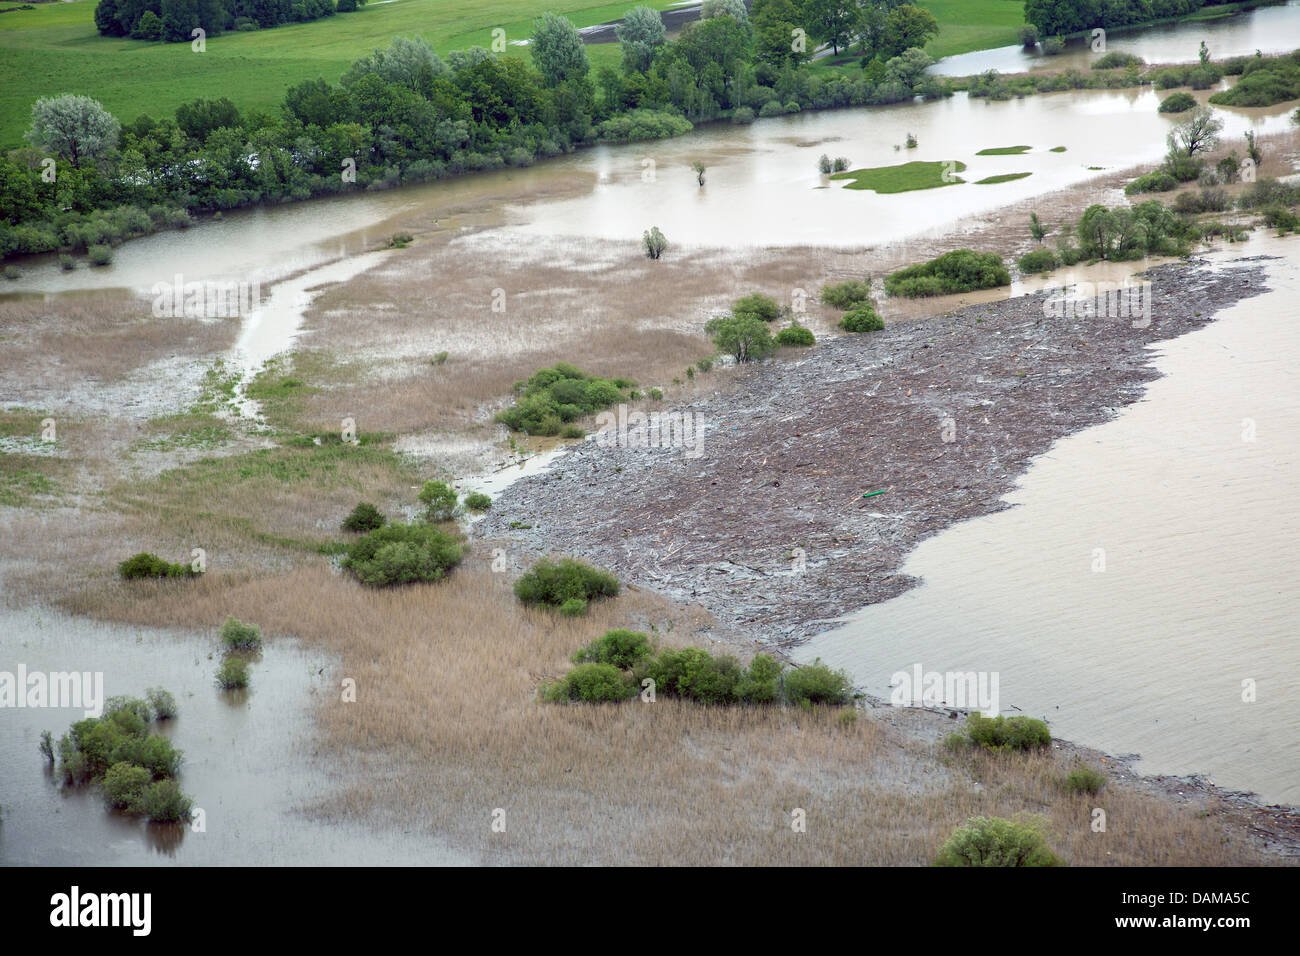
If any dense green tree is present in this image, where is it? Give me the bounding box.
[753,0,808,66]
[175,97,241,142]
[530,13,590,87]
[617,5,667,73]
[879,4,938,59]
[25,95,121,168]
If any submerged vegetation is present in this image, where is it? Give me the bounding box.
[49,693,194,823]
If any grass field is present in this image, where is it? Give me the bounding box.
[831,159,967,193]
[974,171,1032,184]
[0,0,1029,148]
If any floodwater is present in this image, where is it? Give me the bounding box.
[5,83,1295,299]
[0,607,473,865]
[799,235,1300,807]
[931,1,1300,76]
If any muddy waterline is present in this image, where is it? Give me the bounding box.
[930,1,1300,77]
[799,235,1300,807]
[0,607,472,865]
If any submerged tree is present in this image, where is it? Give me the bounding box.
[643,226,668,259]
[692,160,706,186]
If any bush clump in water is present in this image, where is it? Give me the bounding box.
[341,501,386,532]
[145,687,177,720]
[342,522,465,587]
[220,616,263,650]
[462,491,492,512]
[50,695,192,823]
[1017,248,1059,274]
[513,558,620,612]
[216,656,250,689]
[1158,92,1197,114]
[965,714,1051,751]
[934,815,1063,867]
[418,480,459,522]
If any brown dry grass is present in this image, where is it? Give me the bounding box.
[281,234,858,446]
[64,555,1270,866]
[0,291,238,400]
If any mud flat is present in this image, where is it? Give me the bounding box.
[479,257,1274,644]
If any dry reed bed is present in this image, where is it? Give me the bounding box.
[63,559,1268,866]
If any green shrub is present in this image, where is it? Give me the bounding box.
[102,762,152,811]
[342,521,465,587]
[965,714,1051,751]
[542,663,637,702]
[216,656,250,689]
[59,253,76,271]
[1091,51,1142,70]
[496,363,635,436]
[220,616,262,650]
[934,815,1063,867]
[117,552,196,580]
[572,629,653,669]
[145,687,177,720]
[774,325,816,346]
[385,231,413,248]
[821,279,874,310]
[1042,36,1064,56]
[87,244,113,266]
[732,292,781,322]
[1064,765,1107,795]
[514,558,620,610]
[784,661,852,705]
[736,653,784,704]
[1017,248,1059,274]
[647,388,663,401]
[1209,59,1300,107]
[1124,171,1178,195]
[695,358,713,373]
[54,706,184,787]
[839,306,884,333]
[39,730,54,762]
[558,597,588,616]
[342,501,386,532]
[706,313,776,363]
[137,778,194,823]
[418,480,459,522]
[462,491,492,512]
[884,249,1010,298]
[1158,92,1196,114]
[594,108,693,143]
[647,647,741,705]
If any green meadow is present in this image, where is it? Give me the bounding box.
[0,0,1028,148]
[831,160,967,193]
[0,0,679,147]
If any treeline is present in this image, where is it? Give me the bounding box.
[3,5,952,261]
[94,0,344,42]
[1024,0,1236,37]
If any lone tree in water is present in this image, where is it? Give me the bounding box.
[1168,107,1222,158]
[692,161,706,186]
[25,94,120,168]
[643,226,668,259]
